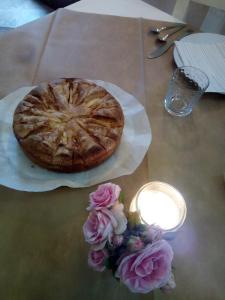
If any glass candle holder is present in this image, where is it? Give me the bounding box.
[130,182,187,234]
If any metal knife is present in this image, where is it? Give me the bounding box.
[147,29,193,59]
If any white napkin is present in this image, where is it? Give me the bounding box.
[175,41,225,93]
[0,80,151,192]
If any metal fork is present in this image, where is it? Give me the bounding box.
[150,23,185,34]
[157,25,186,42]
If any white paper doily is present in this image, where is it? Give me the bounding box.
[0,80,151,192]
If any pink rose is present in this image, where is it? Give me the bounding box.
[127,236,144,252]
[142,225,163,243]
[109,234,124,248]
[88,183,121,210]
[110,202,127,235]
[83,209,114,250]
[115,240,173,293]
[88,249,108,272]
[83,205,127,250]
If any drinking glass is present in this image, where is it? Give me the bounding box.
[164,66,209,117]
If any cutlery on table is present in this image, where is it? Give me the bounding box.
[157,25,186,42]
[150,23,185,34]
[147,29,193,59]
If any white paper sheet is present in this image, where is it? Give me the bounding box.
[0,80,151,192]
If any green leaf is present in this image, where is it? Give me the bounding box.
[119,191,125,204]
[128,212,141,227]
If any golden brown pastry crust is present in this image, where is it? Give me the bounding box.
[13,78,124,172]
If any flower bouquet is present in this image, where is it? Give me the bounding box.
[83,183,176,294]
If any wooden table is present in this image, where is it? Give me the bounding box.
[0,3,224,300]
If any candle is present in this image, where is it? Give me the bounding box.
[131,182,186,232]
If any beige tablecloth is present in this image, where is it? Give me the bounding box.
[0,8,225,300]
[0,9,150,300]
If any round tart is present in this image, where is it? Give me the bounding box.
[13,78,124,172]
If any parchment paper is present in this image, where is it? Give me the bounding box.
[0,80,151,191]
